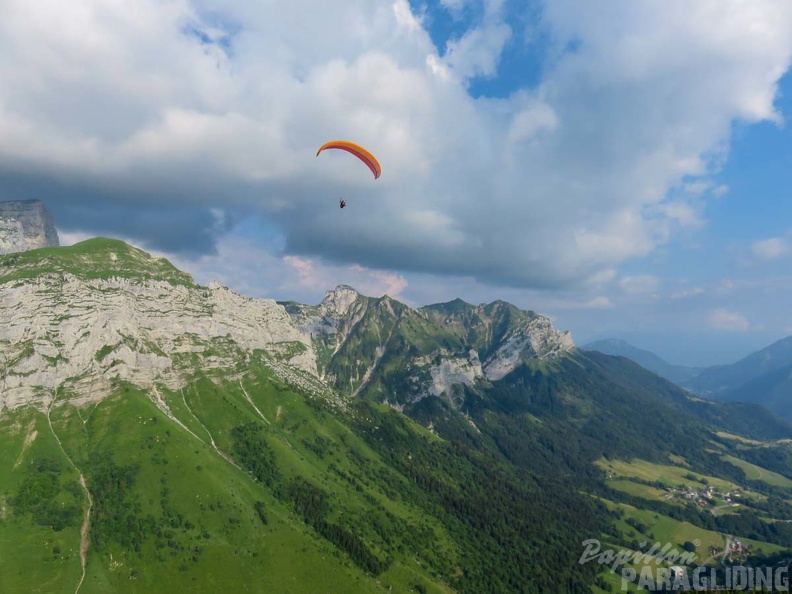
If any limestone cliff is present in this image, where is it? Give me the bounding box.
[0,239,321,413]
[281,286,576,407]
[0,199,60,254]
[0,238,575,417]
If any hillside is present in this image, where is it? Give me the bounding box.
[719,362,792,423]
[683,336,792,396]
[582,337,791,427]
[1,239,791,593]
[581,338,701,384]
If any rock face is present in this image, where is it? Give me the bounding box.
[0,239,318,412]
[281,287,576,408]
[0,238,575,417]
[0,199,60,254]
[0,217,28,254]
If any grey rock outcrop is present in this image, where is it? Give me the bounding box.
[0,239,575,417]
[0,199,60,254]
[0,216,28,253]
[0,272,320,412]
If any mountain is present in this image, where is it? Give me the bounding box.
[279,296,790,442]
[683,335,792,395]
[0,199,59,254]
[2,238,792,594]
[580,338,791,426]
[0,238,320,412]
[279,290,574,406]
[581,338,702,384]
[718,362,792,423]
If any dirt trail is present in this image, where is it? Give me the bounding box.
[13,421,38,469]
[238,380,271,424]
[46,396,92,594]
[75,474,93,594]
[178,387,241,470]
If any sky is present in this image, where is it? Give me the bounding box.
[2,0,792,366]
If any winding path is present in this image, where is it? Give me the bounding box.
[75,475,93,594]
[46,396,92,594]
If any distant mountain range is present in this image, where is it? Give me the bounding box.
[581,338,702,384]
[582,337,792,422]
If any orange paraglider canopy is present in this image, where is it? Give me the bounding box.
[316,140,381,180]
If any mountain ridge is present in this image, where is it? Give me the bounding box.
[582,336,792,424]
[3,238,787,441]
[2,238,791,593]
[581,338,701,383]
[683,335,792,396]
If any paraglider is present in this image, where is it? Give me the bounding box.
[317,140,380,210]
[316,140,381,180]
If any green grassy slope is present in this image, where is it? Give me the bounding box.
[0,238,193,285]
[1,373,463,593]
[1,360,607,593]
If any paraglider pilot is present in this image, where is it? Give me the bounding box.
[339,199,346,209]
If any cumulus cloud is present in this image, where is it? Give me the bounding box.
[442,0,512,81]
[1,0,791,290]
[167,233,409,303]
[709,307,751,331]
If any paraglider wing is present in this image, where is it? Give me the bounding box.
[316,140,381,180]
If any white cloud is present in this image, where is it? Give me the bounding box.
[583,296,613,309]
[709,307,750,331]
[716,278,736,295]
[546,295,613,310]
[712,185,729,198]
[583,268,618,287]
[618,275,660,295]
[670,287,704,299]
[1,0,792,291]
[507,96,559,145]
[163,233,410,303]
[440,0,470,14]
[752,235,791,260]
[443,22,511,81]
[683,181,711,196]
[653,201,705,230]
[57,229,96,246]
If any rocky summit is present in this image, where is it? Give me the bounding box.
[0,238,573,416]
[0,199,60,255]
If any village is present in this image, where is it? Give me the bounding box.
[662,482,743,516]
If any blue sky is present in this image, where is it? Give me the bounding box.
[2,0,792,366]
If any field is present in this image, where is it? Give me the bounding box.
[591,497,790,592]
[591,453,792,593]
[722,455,792,489]
[596,458,739,493]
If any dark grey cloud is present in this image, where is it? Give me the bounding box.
[0,167,241,256]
